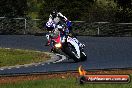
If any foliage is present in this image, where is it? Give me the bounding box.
[114,0,132,22]
[0,0,27,17]
[0,0,132,22]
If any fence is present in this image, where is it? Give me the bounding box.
[0,17,132,36]
[0,17,43,35]
[72,22,132,36]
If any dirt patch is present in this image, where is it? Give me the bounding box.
[0,69,132,84]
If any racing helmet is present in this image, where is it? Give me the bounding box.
[51,10,57,18]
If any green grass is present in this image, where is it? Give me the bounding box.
[0,48,51,67]
[0,77,132,88]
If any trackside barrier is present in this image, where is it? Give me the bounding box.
[0,17,132,36]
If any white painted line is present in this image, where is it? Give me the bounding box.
[24,65,29,67]
[38,62,41,65]
[52,62,56,64]
[41,64,45,66]
[53,54,67,63]
[16,66,20,68]
[35,65,38,66]
[5,48,11,49]
[0,69,4,70]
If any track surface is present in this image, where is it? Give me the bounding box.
[0,35,132,75]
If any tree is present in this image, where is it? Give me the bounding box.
[115,0,132,10]
[114,0,132,22]
[38,0,95,21]
[0,0,27,17]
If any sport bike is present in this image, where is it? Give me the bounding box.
[48,27,87,62]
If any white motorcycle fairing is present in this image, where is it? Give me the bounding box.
[67,36,81,59]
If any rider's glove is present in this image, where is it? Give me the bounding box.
[66,20,72,27]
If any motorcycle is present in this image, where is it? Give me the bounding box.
[47,26,87,62]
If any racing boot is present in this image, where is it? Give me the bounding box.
[45,40,50,46]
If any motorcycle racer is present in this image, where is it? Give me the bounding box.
[45,10,85,49]
[49,10,68,24]
[45,10,71,46]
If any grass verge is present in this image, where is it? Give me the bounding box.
[0,48,51,67]
[0,70,132,88]
[0,76,132,88]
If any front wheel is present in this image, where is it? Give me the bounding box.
[64,43,80,62]
[80,52,87,61]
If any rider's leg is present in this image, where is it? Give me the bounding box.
[45,33,50,46]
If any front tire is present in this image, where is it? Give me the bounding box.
[64,43,80,62]
[80,52,87,61]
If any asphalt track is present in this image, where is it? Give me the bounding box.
[0,35,132,75]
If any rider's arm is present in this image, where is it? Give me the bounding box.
[58,12,68,21]
[49,14,53,19]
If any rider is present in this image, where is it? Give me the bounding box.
[45,10,72,46]
[45,10,85,49]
